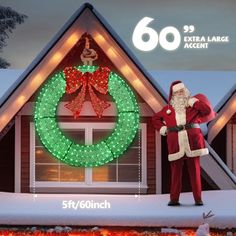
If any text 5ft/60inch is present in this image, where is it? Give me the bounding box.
[62,200,111,210]
[132,17,181,51]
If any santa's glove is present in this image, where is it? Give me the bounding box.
[160,126,167,136]
[188,97,199,107]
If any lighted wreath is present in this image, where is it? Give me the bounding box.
[34,65,140,167]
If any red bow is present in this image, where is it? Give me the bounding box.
[64,67,111,118]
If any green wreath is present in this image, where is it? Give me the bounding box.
[34,65,140,167]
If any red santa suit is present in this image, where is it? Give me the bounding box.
[152,81,215,203]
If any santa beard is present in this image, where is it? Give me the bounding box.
[170,94,189,114]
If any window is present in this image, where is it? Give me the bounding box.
[34,129,85,182]
[30,122,147,193]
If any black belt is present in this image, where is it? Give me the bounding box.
[167,123,200,133]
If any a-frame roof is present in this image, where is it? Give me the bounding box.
[0,3,235,190]
[208,84,236,143]
[0,3,167,133]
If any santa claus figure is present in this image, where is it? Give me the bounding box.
[152,81,215,206]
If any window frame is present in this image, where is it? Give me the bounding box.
[30,122,147,193]
[226,123,236,176]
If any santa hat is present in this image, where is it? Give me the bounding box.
[168,80,185,101]
[166,80,185,115]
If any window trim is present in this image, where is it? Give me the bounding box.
[30,122,147,193]
[226,123,236,175]
[15,115,21,193]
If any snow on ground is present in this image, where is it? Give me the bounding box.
[0,190,235,229]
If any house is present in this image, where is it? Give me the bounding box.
[0,3,235,196]
[208,85,236,176]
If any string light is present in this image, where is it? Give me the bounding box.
[16,95,26,105]
[34,65,140,167]
[63,66,111,118]
[66,32,79,47]
[49,52,63,64]
[0,228,228,235]
[107,47,117,59]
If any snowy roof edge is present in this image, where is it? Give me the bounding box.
[214,83,236,112]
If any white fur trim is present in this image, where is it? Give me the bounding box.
[188,97,199,107]
[168,130,209,161]
[168,107,208,161]
[175,109,186,126]
[166,109,171,114]
[172,83,185,92]
[168,147,209,161]
[160,126,167,136]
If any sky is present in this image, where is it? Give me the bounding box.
[1,0,236,70]
[151,71,236,108]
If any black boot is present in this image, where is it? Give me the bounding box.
[168,200,180,206]
[195,200,204,206]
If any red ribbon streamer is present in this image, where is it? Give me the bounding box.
[63,67,111,118]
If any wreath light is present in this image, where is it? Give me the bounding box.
[34,65,140,167]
